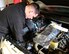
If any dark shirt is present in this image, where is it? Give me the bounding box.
[0,2,26,42]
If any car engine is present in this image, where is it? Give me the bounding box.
[33,21,69,54]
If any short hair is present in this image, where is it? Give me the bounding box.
[28,3,40,14]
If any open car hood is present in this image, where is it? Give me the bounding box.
[33,0,69,24]
[38,0,69,6]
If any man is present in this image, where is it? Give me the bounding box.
[0,2,40,44]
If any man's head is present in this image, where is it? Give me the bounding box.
[25,3,40,19]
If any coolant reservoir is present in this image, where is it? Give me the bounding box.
[49,40,58,50]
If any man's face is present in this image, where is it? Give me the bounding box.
[25,6,38,19]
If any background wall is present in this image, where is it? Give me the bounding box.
[4,0,13,4]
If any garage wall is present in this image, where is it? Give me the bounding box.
[4,0,13,4]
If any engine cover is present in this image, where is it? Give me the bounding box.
[33,21,68,49]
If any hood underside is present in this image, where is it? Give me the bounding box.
[33,0,69,24]
[36,0,69,6]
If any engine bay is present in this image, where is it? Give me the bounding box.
[23,10,69,53]
[33,21,69,54]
